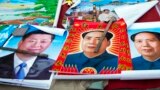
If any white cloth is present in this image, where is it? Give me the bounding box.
[98,12,118,22]
[14,54,37,77]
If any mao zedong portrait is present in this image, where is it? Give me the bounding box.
[131,31,160,70]
[64,29,118,73]
[0,30,55,80]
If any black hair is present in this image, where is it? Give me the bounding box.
[103,9,110,12]
[22,30,55,41]
[82,31,113,40]
[131,31,160,41]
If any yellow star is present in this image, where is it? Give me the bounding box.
[65,0,73,5]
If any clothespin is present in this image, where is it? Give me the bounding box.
[12,24,29,36]
[12,27,28,36]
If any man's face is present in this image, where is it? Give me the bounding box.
[134,33,160,58]
[82,31,110,54]
[18,34,52,54]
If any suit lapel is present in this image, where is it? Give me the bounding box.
[25,57,54,79]
[25,57,40,79]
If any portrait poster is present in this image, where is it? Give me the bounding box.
[121,22,160,80]
[0,24,67,89]
[128,22,160,70]
[52,18,133,79]
[61,0,158,29]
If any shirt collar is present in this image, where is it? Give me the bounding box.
[14,53,37,69]
[141,56,160,62]
[82,51,108,59]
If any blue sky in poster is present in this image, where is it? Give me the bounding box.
[0,25,18,46]
[82,0,146,5]
[67,0,147,14]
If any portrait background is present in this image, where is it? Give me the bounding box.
[127,22,160,58]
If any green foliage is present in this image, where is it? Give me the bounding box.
[0,25,8,31]
[35,0,58,17]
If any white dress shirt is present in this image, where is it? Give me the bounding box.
[14,53,37,77]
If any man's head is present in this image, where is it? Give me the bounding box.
[81,30,113,57]
[18,30,55,54]
[103,9,110,14]
[131,31,160,60]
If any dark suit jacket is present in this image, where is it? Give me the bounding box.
[133,56,160,70]
[0,53,55,80]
